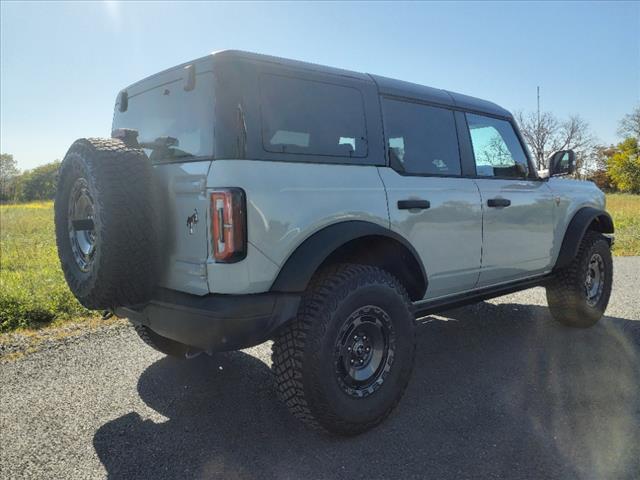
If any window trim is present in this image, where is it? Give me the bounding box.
[259,73,369,159]
[380,95,464,178]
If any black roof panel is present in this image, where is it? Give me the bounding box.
[122,50,512,118]
[370,74,511,118]
[212,50,370,81]
[368,74,453,107]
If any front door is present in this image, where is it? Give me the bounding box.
[465,113,555,286]
[379,98,483,300]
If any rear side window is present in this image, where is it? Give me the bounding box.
[466,113,529,178]
[381,98,461,176]
[260,74,367,158]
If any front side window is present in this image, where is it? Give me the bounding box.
[260,74,367,158]
[382,98,461,176]
[466,113,529,178]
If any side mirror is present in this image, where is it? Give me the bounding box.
[549,150,576,177]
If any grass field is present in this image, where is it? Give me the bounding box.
[0,202,93,332]
[1,195,639,332]
[606,193,640,256]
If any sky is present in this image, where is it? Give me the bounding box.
[1,1,639,171]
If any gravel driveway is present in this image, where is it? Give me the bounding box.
[1,257,639,480]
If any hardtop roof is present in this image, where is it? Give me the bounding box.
[121,50,512,118]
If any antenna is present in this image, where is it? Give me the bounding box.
[537,86,540,126]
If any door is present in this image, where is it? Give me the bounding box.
[379,98,483,300]
[465,113,555,286]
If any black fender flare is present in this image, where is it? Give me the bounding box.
[554,207,614,270]
[270,220,427,297]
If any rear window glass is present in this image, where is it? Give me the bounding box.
[260,74,367,158]
[112,73,214,162]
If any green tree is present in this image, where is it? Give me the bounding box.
[607,138,640,193]
[0,153,20,201]
[14,161,61,201]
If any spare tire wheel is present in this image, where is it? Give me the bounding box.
[54,138,159,309]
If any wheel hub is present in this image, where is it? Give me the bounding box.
[334,305,395,398]
[68,178,97,272]
[584,253,604,307]
[348,335,373,367]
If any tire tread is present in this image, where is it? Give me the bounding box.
[55,138,159,309]
[271,263,415,435]
[546,230,612,328]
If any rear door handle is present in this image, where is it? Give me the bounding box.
[487,198,511,207]
[397,199,430,210]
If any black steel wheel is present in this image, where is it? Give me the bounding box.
[334,305,395,398]
[272,264,416,436]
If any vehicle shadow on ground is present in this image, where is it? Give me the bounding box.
[93,302,640,480]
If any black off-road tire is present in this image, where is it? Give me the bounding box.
[54,138,158,310]
[134,324,190,359]
[272,264,416,436]
[546,231,613,328]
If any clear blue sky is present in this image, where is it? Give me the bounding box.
[1,1,638,170]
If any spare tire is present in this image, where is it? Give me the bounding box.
[54,138,158,310]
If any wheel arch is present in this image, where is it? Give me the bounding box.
[270,221,427,301]
[554,207,614,270]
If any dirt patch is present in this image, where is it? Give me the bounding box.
[0,316,129,362]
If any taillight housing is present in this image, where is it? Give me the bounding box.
[210,188,246,263]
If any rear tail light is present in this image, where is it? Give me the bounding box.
[210,188,246,263]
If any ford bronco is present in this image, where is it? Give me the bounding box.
[55,50,614,435]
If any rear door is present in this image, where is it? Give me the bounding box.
[379,98,483,300]
[465,113,555,286]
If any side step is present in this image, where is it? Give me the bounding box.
[413,275,552,318]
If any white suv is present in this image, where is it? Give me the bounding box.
[55,50,614,435]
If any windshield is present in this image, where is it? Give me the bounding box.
[112,72,214,162]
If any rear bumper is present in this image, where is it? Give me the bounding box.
[116,288,300,352]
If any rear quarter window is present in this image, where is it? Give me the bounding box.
[381,98,461,176]
[260,74,368,158]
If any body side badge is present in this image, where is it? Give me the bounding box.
[187,209,198,234]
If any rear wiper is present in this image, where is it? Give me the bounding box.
[139,136,179,150]
[139,136,194,160]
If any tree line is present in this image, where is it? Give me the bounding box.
[516,105,639,193]
[0,156,60,202]
[1,106,638,202]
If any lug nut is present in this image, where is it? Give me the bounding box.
[354,335,359,340]
[365,347,370,352]
[359,359,364,364]
[350,359,354,365]
[347,346,352,351]
[362,336,367,340]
